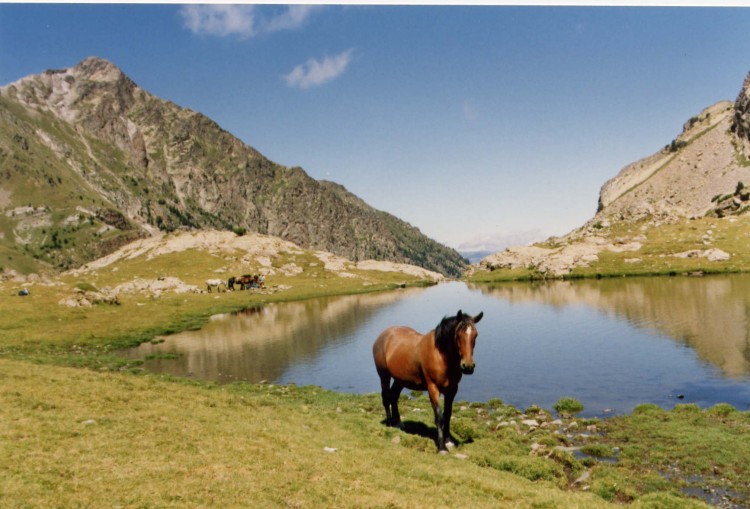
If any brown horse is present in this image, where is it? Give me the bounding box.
[373,310,483,452]
[234,274,254,290]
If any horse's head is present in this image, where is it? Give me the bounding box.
[454,310,483,375]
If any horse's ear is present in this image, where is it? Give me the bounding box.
[473,311,484,323]
[456,310,463,319]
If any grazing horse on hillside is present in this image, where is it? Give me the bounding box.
[206,279,226,293]
[227,276,236,291]
[373,310,484,452]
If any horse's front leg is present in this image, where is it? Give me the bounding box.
[442,388,457,449]
[427,383,447,452]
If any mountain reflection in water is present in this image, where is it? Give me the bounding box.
[125,277,750,415]
[470,275,750,379]
[126,287,428,384]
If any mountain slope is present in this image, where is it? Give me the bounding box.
[592,71,750,226]
[476,70,750,279]
[0,57,466,276]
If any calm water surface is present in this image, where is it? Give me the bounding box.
[126,276,750,416]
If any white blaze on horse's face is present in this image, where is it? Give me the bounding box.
[457,323,477,375]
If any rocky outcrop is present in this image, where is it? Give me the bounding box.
[480,236,641,278]
[0,57,466,276]
[713,181,750,217]
[731,71,750,143]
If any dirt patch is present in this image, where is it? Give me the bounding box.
[0,187,11,209]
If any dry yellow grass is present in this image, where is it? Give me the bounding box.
[1,359,622,509]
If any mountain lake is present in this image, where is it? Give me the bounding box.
[124,275,750,417]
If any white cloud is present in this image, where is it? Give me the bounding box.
[283,49,355,89]
[179,5,319,39]
[180,5,256,39]
[263,5,321,33]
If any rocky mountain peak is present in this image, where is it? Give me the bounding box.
[1,56,138,126]
[72,56,126,82]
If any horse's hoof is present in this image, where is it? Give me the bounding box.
[438,449,449,455]
[445,441,456,450]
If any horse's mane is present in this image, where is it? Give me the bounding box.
[434,313,468,352]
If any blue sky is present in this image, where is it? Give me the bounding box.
[2,4,750,251]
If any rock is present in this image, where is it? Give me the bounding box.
[705,248,730,262]
[573,470,591,485]
[96,207,132,230]
[530,443,546,454]
[59,288,120,307]
[673,248,730,262]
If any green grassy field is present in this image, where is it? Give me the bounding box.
[7,357,746,509]
[2,242,749,507]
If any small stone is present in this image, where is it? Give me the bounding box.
[323,447,337,453]
[573,470,591,484]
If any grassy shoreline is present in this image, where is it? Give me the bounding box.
[468,216,750,283]
[2,261,750,507]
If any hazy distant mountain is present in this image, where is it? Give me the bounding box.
[460,250,495,264]
[0,57,466,276]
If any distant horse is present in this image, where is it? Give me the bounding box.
[227,276,236,291]
[235,274,254,290]
[206,279,226,293]
[373,310,484,452]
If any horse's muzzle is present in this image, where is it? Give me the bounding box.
[460,363,475,375]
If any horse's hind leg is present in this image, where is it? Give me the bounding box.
[378,370,393,426]
[388,381,404,428]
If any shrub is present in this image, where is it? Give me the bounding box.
[707,403,736,418]
[232,227,247,236]
[673,403,701,414]
[633,403,663,415]
[666,139,688,153]
[553,397,584,417]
